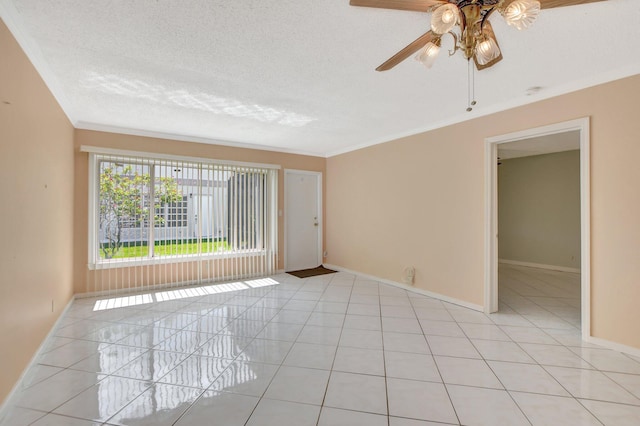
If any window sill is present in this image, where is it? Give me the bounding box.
[88,249,268,270]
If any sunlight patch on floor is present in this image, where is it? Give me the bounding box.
[93,278,280,311]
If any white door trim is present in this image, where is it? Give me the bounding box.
[484,117,591,341]
[284,169,323,271]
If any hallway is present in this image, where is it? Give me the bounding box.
[499,264,581,331]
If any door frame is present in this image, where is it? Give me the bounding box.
[284,169,323,271]
[484,117,591,340]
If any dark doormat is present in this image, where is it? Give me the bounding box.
[287,265,337,279]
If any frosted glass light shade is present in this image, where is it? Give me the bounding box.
[415,41,441,69]
[475,37,501,65]
[501,0,541,30]
[431,3,459,35]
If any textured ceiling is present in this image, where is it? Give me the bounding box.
[1,0,639,157]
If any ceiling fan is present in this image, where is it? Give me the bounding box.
[350,0,606,72]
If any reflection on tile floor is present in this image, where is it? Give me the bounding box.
[2,264,640,425]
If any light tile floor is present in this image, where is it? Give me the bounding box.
[2,265,640,425]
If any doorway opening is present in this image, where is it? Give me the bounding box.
[485,118,590,340]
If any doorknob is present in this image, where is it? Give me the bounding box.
[314,217,318,227]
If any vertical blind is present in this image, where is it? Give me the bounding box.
[85,148,278,296]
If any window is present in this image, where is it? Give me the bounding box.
[87,149,278,273]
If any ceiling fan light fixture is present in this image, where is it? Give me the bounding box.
[501,0,541,30]
[475,36,501,66]
[431,3,459,35]
[414,39,441,69]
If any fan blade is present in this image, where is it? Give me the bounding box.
[474,22,502,71]
[376,31,435,71]
[349,0,445,13]
[540,0,606,9]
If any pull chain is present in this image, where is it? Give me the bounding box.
[466,59,477,112]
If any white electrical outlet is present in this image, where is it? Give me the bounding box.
[404,267,415,285]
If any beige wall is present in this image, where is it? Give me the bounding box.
[326,74,640,350]
[498,150,581,269]
[0,19,75,402]
[74,130,326,294]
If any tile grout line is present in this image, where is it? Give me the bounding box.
[315,272,356,426]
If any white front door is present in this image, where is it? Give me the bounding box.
[285,170,321,271]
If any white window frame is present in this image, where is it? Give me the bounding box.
[84,146,280,270]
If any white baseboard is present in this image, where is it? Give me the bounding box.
[323,264,483,312]
[0,295,76,421]
[324,264,640,358]
[499,259,580,274]
[585,336,640,359]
